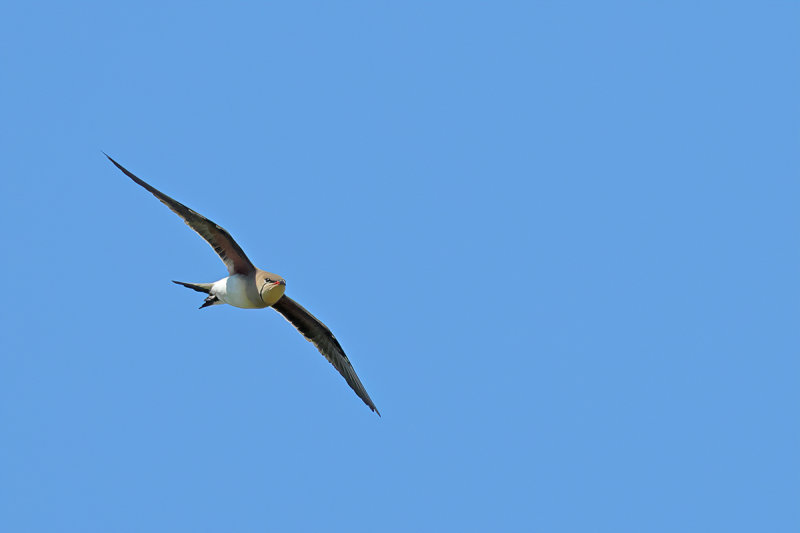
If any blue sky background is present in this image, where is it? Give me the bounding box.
[1,2,798,532]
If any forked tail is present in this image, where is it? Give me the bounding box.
[172,280,219,309]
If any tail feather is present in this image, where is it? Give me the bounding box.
[199,295,220,309]
[172,280,213,294]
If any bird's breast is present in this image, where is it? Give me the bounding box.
[212,275,266,309]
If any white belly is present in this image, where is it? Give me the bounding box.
[211,275,266,309]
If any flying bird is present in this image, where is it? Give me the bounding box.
[105,154,379,415]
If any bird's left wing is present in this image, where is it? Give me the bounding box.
[272,295,380,415]
[105,154,255,275]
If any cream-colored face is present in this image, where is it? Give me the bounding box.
[258,272,286,306]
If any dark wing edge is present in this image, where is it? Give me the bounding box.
[105,154,255,275]
[272,295,380,416]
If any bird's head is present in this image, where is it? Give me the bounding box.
[257,270,286,306]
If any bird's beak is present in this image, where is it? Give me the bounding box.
[277,280,286,286]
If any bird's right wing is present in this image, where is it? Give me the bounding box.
[272,295,380,415]
[105,154,256,275]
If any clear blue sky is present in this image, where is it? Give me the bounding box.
[1,2,798,532]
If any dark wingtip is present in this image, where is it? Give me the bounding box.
[103,152,124,170]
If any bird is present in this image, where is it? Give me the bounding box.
[104,154,380,416]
